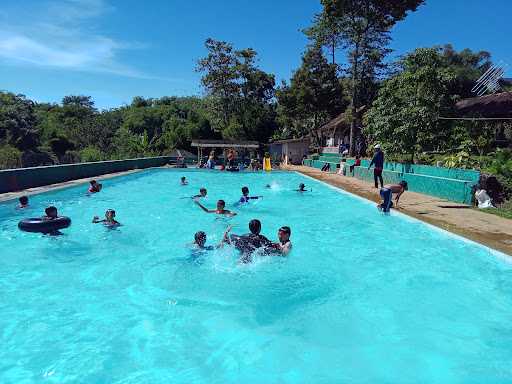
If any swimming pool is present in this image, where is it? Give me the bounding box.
[1,169,511,383]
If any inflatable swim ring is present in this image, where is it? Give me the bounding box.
[18,217,71,233]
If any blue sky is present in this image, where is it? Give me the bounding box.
[0,0,511,109]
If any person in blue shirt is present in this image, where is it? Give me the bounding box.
[238,186,263,204]
[368,144,385,188]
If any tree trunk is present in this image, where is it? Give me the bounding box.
[332,38,336,65]
[349,44,360,157]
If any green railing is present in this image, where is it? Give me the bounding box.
[302,155,479,204]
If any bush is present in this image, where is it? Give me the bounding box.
[21,149,57,167]
[0,145,22,169]
[483,149,512,200]
[80,146,103,162]
[61,150,81,164]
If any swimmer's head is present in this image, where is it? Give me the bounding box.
[194,231,207,247]
[242,186,249,196]
[399,180,408,191]
[249,219,261,235]
[45,206,58,218]
[278,226,291,242]
[217,200,226,210]
[181,176,186,182]
[299,183,305,191]
[200,188,207,197]
[19,196,28,206]
[105,209,116,220]
[265,184,271,188]
[90,180,98,186]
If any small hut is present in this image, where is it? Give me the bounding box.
[270,137,310,165]
[316,111,350,153]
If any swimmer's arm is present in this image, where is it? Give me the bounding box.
[395,191,404,207]
[220,225,233,246]
[92,216,105,223]
[249,196,263,199]
[225,210,237,217]
[195,200,214,213]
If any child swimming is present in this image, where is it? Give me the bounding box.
[180,177,188,185]
[92,209,121,227]
[193,231,214,251]
[195,199,237,217]
[296,183,309,192]
[88,180,102,193]
[18,196,29,209]
[267,226,292,256]
[238,186,263,204]
[193,188,207,199]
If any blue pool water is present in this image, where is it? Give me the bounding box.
[1,169,511,383]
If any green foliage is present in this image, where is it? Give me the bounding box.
[0,90,220,168]
[80,147,103,162]
[20,149,57,167]
[482,200,512,220]
[314,0,425,153]
[276,45,347,143]
[196,39,276,142]
[442,151,478,169]
[48,135,76,159]
[0,92,40,150]
[61,150,81,164]
[485,149,512,180]
[365,48,456,161]
[0,145,22,169]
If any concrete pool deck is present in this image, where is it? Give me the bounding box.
[285,165,512,256]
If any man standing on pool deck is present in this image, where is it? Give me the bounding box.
[194,199,237,217]
[368,144,384,188]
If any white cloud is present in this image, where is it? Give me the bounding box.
[0,0,160,79]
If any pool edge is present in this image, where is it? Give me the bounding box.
[296,171,512,261]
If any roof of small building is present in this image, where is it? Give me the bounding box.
[168,149,196,158]
[272,137,310,145]
[191,140,260,148]
[455,92,512,118]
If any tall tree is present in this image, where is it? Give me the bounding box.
[276,46,347,144]
[314,0,425,155]
[0,92,40,150]
[196,38,277,142]
[196,39,240,131]
[365,48,455,161]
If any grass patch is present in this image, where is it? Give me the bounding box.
[481,200,512,220]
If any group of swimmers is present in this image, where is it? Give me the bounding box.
[192,219,292,263]
[178,176,301,262]
[17,179,121,234]
[16,176,299,263]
